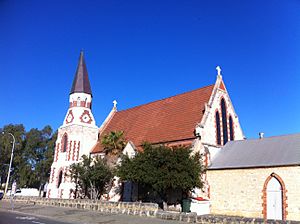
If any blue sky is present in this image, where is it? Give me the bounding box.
[0,0,299,139]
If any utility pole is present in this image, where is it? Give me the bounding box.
[2,132,15,196]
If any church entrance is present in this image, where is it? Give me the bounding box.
[122,181,138,202]
[266,177,283,220]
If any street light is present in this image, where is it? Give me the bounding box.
[2,132,15,196]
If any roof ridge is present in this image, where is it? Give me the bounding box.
[211,132,300,170]
[232,132,300,143]
[117,84,215,113]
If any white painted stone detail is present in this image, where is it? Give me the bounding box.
[122,141,137,159]
[197,73,244,149]
[48,91,98,199]
[216,65,222,76]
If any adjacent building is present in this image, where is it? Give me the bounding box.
[208,133,300,221]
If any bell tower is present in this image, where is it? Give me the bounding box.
[47,51,98,199]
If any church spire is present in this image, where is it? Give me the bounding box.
[70,51,92,95]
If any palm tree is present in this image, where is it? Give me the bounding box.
[101,131,126,167]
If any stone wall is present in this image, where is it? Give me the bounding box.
[207,166,300,221]
[7,197,299,223]
[12,197,159,217]
[157,211,298,223]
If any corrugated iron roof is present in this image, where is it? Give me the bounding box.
[209,133,300,169]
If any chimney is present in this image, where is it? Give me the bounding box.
[259,132,264,139]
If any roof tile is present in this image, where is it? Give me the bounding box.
[91,84,214,153]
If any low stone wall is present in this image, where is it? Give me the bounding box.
[7,197,299,223]
[157,211,299,223]
[12,196,158,217]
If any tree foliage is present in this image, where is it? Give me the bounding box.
[101,131,126,167]
[117,143,204,203]
[69,155,114,199]
[0,124,55,191]
[101,131,126,155]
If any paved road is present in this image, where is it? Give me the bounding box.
[0,210,72,224]
[0,200,183,224]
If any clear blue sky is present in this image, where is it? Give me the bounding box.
[1,0,299,139]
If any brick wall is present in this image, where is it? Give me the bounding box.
[207,166,300,221]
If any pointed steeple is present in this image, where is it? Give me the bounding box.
[70,51,92,95]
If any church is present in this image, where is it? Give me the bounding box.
[47,52,300,221]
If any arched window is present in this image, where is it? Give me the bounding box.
[77,97,81,106]
[221,98,228,145]
[215,111,221,145]
[229,115,234,141]
[62,134,68,152]
[57,171,63,188]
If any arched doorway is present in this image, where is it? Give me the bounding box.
[267,177,282,220]
[262,173,287,221]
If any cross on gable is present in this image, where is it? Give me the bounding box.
[113,100,118,108]
[216,66,222,76]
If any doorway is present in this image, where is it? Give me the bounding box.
[266,177,283,220]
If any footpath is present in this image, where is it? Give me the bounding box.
[0,198,298,224]
[0,200,181,224]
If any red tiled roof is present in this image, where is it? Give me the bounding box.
[91,84,214,154]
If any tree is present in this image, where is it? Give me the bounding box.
[101,131,126,167]
[0,124,26,189]
[117,143,204,205]
[69,155,113,199]
[34,127,56,195]
[21,125,55,191]
[0,124,55,191]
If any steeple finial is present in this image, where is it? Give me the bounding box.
[216,66,222,77]
[113,100,117,109]
[70,51,92,95]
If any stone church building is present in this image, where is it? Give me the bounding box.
[47,52,300,221]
